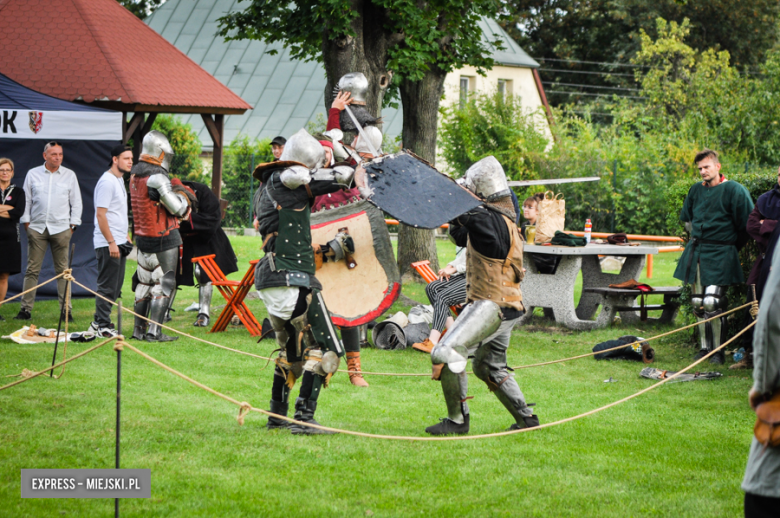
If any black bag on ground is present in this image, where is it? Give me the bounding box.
[593,335,654,362]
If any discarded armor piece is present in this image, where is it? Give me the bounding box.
[640,367,723,382]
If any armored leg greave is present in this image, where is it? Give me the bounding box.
[146,248,179,342]
[198,282,213,317]
[440,365,469,423]
[131,298,150,340]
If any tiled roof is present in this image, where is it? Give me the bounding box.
[146,0,537,148]
[0,0,251,112]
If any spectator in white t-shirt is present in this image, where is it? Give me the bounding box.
[89,145,132,337]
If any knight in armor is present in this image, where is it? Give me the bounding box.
[426,156,539,435]
[673,149,754,364]
[254,128,363,434]
[176,181,238,327]
[129,131,197,342]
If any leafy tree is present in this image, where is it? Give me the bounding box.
[117,0,164,18]
[502,0,779,107]
[150,115,208,184]
[218,0,506,276]
[222,136,273,229]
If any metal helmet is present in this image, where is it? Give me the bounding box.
[463,156,510,201]
[140,130,174,172]
[354,126,383,155]
[336,72,369,105]
[279,128,326,168]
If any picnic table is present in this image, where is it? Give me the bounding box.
[517,244,664,330]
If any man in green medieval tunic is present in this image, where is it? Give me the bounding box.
[674,149,754,363]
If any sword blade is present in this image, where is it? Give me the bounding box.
[507,176,601,187]
[343,104,380,158]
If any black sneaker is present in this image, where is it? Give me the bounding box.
[425,414,470,435]
[61,311,74,323]
[709,350,725,365]
[693,349,710,361]
[14,309,31,320]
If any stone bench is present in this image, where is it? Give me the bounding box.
[581,286,682,325]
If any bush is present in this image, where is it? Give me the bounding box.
[150,115,208,184]
[222,135,272,229]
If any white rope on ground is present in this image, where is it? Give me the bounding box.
[70,275,756,378]
[120,321,755,441]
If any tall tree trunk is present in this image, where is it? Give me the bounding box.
[321,1,392,141]
[396,68,448,279]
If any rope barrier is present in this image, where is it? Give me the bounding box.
[0,335,120,391]
[70,277,754,378]
[0,271,66,307]
[117,321,755,441]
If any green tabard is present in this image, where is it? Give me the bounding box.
[673,180,754,286]
[274,205,316,275]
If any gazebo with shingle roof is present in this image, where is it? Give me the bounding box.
[0,0,252,196]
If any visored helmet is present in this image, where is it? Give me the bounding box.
[140,130,174,171]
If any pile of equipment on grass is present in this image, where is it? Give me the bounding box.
[372,306,432,350]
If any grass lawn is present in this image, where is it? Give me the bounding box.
[0,238,756,517]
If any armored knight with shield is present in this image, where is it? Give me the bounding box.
[310,71,400,388]
[426,156,539,435]
[254,128,364,434]
[129,131,197,342]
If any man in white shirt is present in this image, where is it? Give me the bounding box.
[89,145,132,337]
[16,142,82,321]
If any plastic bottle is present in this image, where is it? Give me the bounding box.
[584,218,592,244]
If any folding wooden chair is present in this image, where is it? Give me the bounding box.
[192,255,263,336]
[411,260,462,316]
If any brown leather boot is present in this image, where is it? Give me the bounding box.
[412,338,435,354]
[346,351,369,387]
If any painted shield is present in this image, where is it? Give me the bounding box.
[364,151,483,229]
[311,199,400,327]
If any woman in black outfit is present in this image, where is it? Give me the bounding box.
[0,158,26,320]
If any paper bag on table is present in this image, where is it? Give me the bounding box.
[535,191,565,244]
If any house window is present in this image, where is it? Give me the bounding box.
[498,79,512,98]
[459,76,470,106]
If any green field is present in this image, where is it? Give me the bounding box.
[0,238,756,517]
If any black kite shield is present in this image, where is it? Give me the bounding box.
[364,152,483,229]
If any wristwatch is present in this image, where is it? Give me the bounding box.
[70,225,77,232]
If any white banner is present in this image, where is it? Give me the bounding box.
[0,109,122,141]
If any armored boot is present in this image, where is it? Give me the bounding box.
[346,351,369,387]
[146,295,178,342]
[266,399,290,430]
[289,398,337,435]
[425,365,470,435]
[131,298,150,340]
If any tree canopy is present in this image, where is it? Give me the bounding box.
[503,0,780,107]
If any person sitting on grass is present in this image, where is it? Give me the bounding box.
[411,247,467,354]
